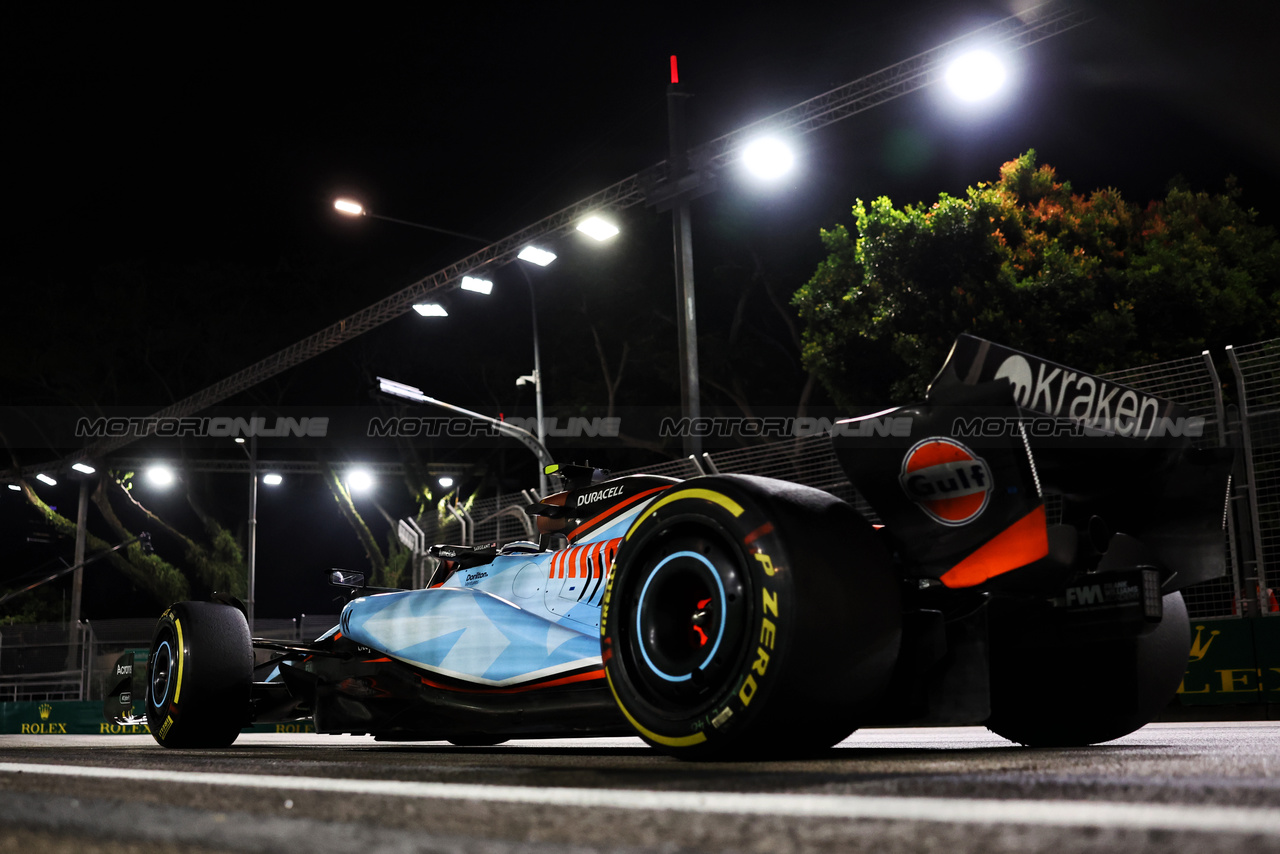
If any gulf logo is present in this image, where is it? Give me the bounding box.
[898,437,992,527]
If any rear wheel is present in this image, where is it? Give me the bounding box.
[146,601,253,748]
[986,590,1190,747]
[602,475,901,759]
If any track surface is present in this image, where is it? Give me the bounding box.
[1,723,1278,853]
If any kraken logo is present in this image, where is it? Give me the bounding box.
[1188,624,1221,662]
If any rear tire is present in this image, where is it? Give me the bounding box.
[986,590,1190,747]
[602,475,900,759]
[146,601,253,748]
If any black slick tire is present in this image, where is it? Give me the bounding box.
[601,474,900,759]
[986,590,1190,747]
[146,601,253,748]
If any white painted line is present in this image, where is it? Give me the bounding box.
[2,761,1277,836]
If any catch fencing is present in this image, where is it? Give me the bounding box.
[3,341,1275,702]
[0,614,338,703]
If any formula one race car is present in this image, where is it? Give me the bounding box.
[119,336,1234,757]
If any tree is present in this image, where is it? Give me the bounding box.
[793,150,1280,405]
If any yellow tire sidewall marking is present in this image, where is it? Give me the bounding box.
[173,617,185,704]
[624,489,744,542]
[610,486,746,747]
[605,668,708,748]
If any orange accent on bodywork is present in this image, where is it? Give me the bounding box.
[590,540,605,578]
[940,505,1049,589]
[567,486,671,541]
[550,538,622,581]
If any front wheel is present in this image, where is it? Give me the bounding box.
[146,601,253,748]
[602,475,901,759]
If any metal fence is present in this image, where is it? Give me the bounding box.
[0,623,88,702]
[1096,350,1239,619]
[1228,340,1280,614]
[0,614,339,702]
[4,341,1275,700]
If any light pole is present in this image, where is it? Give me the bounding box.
[514,265,549,495]
[334,200,616,495]
[233,433,282,632]
[666,59,701,457]
[377,377,555,481]
[244,432,257,631]
[661,57,797,457]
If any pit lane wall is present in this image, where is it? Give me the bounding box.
[1172,616,1280,714]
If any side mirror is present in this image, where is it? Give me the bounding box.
[328,568,366,589]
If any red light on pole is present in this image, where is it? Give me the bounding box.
[670,55,678,84]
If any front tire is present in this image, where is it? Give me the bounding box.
[602,475,900,759]
[146,601,253,748]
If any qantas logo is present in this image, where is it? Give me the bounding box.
[899,438,992,526]
[994,354,1167,439]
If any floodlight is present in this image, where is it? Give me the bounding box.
[945,49,1006,101]
[36,474,57,486]
[347,469,374,492]
[334,198,365,216]
[460,276,493,294]
[146,466,174,487]
[263,473,283,486]
[517,246,556,266]
[413,303,449,317]
[378,377,429,403]
[438,476,454,488]
[72,462,96,475]
[742,137,794,179]
[577,216,619,241]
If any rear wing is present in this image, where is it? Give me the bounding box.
[928,334,1196,442]
[832,336,1232,593]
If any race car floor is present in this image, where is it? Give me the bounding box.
[0,723,1277,853]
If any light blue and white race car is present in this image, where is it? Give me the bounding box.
[127,337,1233,758]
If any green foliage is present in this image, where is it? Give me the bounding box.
[183,522,246,599]
[322,466,388,583]
[794,150,1280,403]
[0,584,67,625]
[9,482,191,613]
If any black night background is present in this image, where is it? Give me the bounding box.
[4,1,1278,621]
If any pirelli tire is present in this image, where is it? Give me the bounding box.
[145,601,253,749]
[986,590,1191,747]
[601,474,901,759]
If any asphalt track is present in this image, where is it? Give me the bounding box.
[1,723,1278,853]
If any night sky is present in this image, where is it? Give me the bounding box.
[5,1,1279,620]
